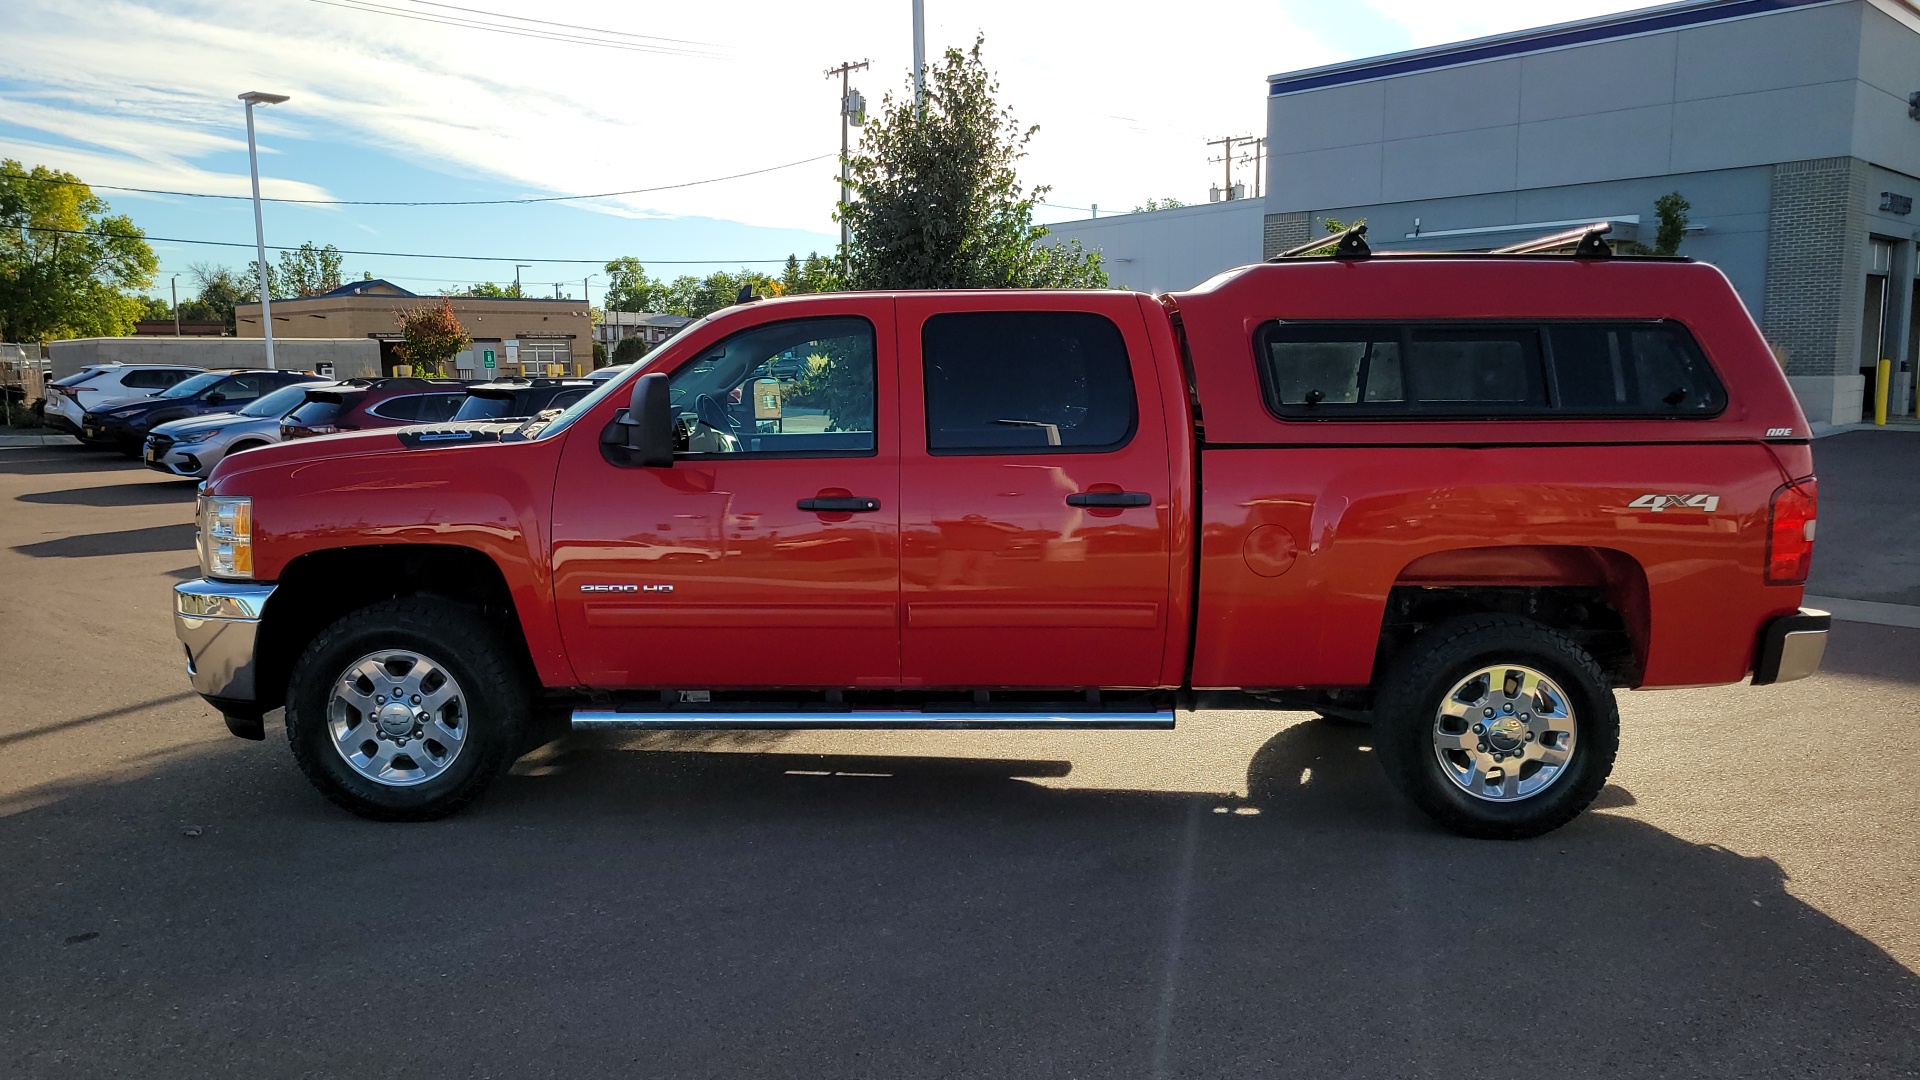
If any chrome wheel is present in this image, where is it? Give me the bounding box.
[326,650,468,788]
[1431,664,1578,803]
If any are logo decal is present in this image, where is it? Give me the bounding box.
[1630,493,1720,513]
[1767,427,1795,438]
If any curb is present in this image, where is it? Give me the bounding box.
[0,433,79,448]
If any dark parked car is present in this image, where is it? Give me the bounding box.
[450,377,595,423]
[81,369,325,454]
[279,377,470,440]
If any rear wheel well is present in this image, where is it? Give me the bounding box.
[1377,585,1640,688]
[254,545,532,716]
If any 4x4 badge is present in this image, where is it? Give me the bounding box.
[1629,493,1720,513]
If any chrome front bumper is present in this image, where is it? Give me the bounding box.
[1752,607,1830,686]
[174,579,277,702]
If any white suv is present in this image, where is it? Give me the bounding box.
[45,363,203,437]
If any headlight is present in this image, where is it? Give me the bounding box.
[179,427,224,444]
[197,495,253,579]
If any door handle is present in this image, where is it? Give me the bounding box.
[797,496,881,513]
[1066,491,1151,508]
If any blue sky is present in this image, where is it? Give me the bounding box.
[0,0,1648,302]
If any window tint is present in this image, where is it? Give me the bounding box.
[1548,323,1728,414]
[666,316,876,456]
[547,387,588,410]
[239,383,314,418]
[122,368,185,390]
[370,394,426,421]
[921,311,1135,453]
[416,393,467,422]
[158,372,226,399]
[451,393,516,421]
[1258,321,1723,420]
[210,374,264,403]
[285,400,345,427]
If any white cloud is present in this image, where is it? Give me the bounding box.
[0,0,1344,235]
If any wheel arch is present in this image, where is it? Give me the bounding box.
[254,544,539,716]
[1382,545,1651,687]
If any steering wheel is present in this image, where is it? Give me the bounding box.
[693,393,742,435]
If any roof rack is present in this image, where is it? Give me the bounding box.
[1269,223,1372,262]
[1492,221,1613,258]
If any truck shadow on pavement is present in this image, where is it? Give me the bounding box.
[2,721,1915,1079]
[0,449,139,476]
[11,522,196,558]
[16,480,199,507]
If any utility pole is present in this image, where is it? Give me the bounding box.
[1249,137,1266,198]
[826,59,870,275]
[912,0,926,115]
[1206,134,1259,200]
[514,263,530,298]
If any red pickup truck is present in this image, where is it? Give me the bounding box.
[173,245,1827,838]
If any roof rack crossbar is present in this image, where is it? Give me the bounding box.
[1492,221,1613,258]
[1270,223,1372,261]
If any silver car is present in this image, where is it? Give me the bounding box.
[143,381,326,479]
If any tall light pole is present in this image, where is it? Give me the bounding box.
[826,60,869,275]
[171,275,180,336]
[912,0,926,113]
[239,91,289,369]
[514,264,531,297]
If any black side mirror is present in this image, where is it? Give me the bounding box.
[601,372,673,468]
[204,393,226,405]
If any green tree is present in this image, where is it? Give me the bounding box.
[136,295,171,322]
[250,241,345,299]
[1131,198,1186,213]
[838,37,1105,290]
[778,252,841,296]
[458,281,518,298]
[181,262,250,334]
[393,298,472,376]
[611,336,650,364]
[0,160,158,342]
[603,257,668,311]
[1653,192,1690,257]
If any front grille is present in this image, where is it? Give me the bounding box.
[147,434,176,455]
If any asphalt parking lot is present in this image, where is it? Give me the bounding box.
[1,434,1915,1079]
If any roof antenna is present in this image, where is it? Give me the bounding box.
[735,285,755,305]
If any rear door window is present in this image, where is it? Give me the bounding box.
[285,399,346,427]
[921,311,1136,453]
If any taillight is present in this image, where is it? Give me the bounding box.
[1766,478,1817,586]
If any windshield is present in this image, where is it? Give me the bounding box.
[532,314,715,440]
[239,382,317,418]
[158,372,226,399]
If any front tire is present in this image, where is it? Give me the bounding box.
[1373,616,1618,840]
[285,597,530,820]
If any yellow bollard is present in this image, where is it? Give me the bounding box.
[1875,358,1891,426]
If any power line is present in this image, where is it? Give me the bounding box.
[400,0,718,48]
[23,225,794,265]
[0,154,834,207]
[304,0,724,57]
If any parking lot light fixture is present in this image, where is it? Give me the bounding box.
[239,91,290,370]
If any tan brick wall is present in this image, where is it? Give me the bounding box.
[235,296,594,375]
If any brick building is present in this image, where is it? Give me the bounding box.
[235,279,594,377]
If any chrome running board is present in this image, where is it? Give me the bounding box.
[570,709,1175,731]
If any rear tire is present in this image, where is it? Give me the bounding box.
[285,597,530,820]
[1372,616,1617,840]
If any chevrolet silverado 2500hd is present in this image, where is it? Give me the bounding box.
[173,243,1827,838]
